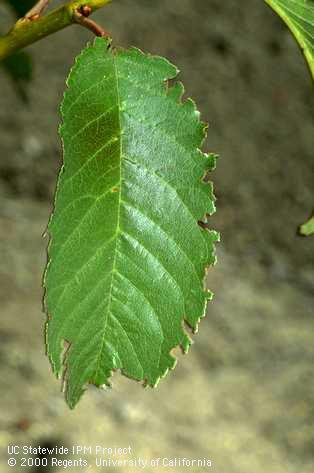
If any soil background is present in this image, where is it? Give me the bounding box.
[0,1,313,472]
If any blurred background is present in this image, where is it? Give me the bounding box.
[0,0,313,472]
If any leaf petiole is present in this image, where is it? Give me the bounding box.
[73,6,109,38]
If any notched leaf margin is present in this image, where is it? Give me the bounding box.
[44,37,219,407]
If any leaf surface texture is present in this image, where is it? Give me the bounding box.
[265,0,314,78]
[45,38,217,408]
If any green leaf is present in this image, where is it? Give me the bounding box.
[265,0,314,78]
[45,37,218,408]
[298,212,314,235]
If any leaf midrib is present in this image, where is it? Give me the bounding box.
[93,52,123,382]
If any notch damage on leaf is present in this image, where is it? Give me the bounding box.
[44,37,218,408]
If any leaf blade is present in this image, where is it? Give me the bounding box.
[45,38,218,408]
[265,0,314,78]
[298,212,314,235]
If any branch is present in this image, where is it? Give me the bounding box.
[0,1,112,61]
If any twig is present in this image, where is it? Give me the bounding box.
[73,6,109,37]
[0,1,112,60]
[25,0,51,20]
